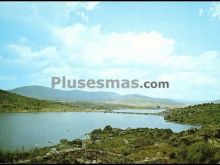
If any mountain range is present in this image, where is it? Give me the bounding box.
[9,85,184,108]
[1,89,143,112]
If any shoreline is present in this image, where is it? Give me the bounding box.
[0,107,165,113]
[1,103,219,164]
[0,109,199,153]
[1,124,217,164]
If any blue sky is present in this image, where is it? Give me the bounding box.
[0,2,220,100]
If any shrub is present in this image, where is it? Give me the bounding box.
[177,144,188,160]
[187,142,214,163]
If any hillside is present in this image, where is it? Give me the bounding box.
[0,89,144,112]
[9,86,184,108]
[164,103,220,125]
[0,89,81,112]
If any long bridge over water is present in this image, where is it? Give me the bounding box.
[96,111,161,115]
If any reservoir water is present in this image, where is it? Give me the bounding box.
[0,109,196,151]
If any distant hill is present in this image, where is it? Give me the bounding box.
[0,89,99,112]
[214,100,220,103]
[9,86,184,108]
[0,89,141,112]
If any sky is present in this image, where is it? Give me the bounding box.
[0,2,220,101]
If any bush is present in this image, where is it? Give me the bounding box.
[60,139,68,144]
[103,125,113,132]
[168,152,176,159]
[187,142,214,163]
[176,145,188,160]
[133,137,153,148]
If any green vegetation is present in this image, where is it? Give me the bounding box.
[1,125,220,164]
[0,90,143,112]
[164,103,220,125]
[86,126,220,164]
[0,89,78,112]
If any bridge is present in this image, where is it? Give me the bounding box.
[99,111,151,115]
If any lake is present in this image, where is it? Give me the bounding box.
[0,109,197,151]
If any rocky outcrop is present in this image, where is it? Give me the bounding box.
[30,148,132,164]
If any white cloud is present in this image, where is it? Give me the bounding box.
[0,2,100,28]
[8,23,220,100]
[64,2,99,22]
[210,2,220,20]
[52,24,175,67]
[84,2,99,11]
[9,44,58,61]
[199,8,204,16]
[76,11,88,22]
[65,1,99,11]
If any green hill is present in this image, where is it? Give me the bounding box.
[0,89,80,112]
[0,89,143,112]
[165,103,220,125]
